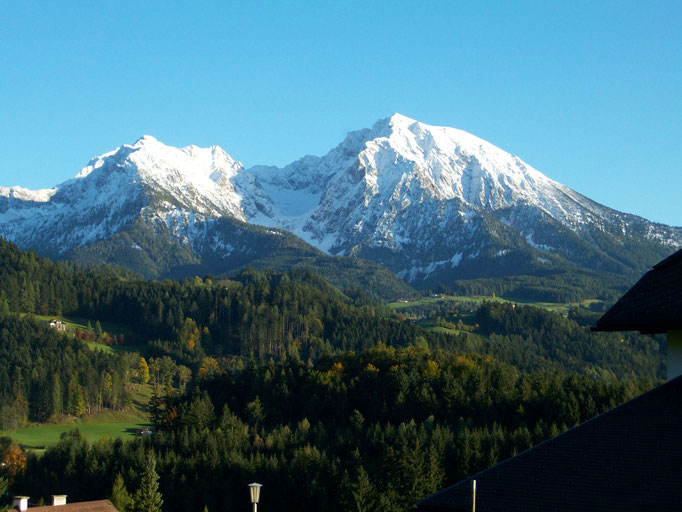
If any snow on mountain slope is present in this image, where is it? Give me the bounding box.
[245,114,681,281]
[247,113,597,239]
[0,114,680,287]
[0,135,248,256]
[0,186,57,202]
[81,135,246,218]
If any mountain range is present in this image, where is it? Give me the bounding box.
[2,113,680,299]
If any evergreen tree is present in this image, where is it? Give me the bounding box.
[74,383,86,416]
[133,452,163,512]
[0,296,10,317]
[350,466,376,512]
[51,373,63,418]
[66,374,79,415]
[111,473,132,512]
[149,387,165,427]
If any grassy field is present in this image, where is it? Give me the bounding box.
[1,385,152,453]
[2,318,153,453]
[2,412,149,451]
[416,318,471,334]
[388,294,601,317]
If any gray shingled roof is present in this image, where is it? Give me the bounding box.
[593,248,682,334]
[416,376,682,512]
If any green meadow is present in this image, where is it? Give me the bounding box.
[2,413,148,452]
[2,385,152,453]
[388,294,601,316]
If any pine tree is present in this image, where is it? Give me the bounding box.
[103,372,114,409]
[133,452,163,512]
[66,374,82,415]
[51,373,63,418]
[0,296,10,317]
[110,473,132,512]
[74,383,86,416]
[149,387,164,427]
[350,466,376,512]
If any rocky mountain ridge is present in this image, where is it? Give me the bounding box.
[1,114,680,294]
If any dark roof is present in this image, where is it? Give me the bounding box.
[417,376,682,512]
[593,248,682,333]
[28,501,119,512]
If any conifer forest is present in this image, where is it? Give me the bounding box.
[0,239,662,511]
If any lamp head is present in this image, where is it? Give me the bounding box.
[249,483,262,504]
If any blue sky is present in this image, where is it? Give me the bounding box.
[2,1,681,225]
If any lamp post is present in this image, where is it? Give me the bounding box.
[248,483,262,512]
[471,479,476,512]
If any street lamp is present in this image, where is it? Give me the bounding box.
[248,483,262,512]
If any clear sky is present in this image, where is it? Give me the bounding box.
[2,1,681,225]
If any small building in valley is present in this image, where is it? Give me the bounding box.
[48,320,67,332]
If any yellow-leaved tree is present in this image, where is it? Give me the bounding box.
[137,357,150,384]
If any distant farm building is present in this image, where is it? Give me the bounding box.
[48,320,67,332]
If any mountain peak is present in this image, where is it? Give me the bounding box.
[387,112,418,125]
[370,112,418,135]
[134,135,159,145]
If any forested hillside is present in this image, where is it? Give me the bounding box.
[445,270,631,303]
[0,239,663,379]
[0,238,664,511]
[14,348,652,512]
[0,315,133,430]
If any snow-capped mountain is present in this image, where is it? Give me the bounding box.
[0,135,246,255]
[244,114,682,284]
[1,114,680,293]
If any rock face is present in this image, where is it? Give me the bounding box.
[1,114,680,289]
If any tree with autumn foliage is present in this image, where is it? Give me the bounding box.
[197,357,219,380]
[180,318,200,350]
[137,357,150,385]
[1,441,26,482]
